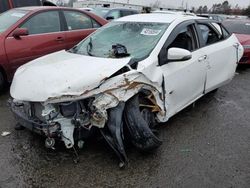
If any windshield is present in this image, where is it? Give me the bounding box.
[0,9,29,33]
[223,20,250,35]
[91,8,109,18]
[72,22,169,59]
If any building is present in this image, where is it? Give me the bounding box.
[73,0,151,10]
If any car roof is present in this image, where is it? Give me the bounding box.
[153,10,196,16]
[116,13,198,23]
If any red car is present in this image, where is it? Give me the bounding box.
[0,6,107,90]
[223,19,250,64]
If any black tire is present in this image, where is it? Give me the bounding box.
[124,95,162,152]
[210,88,218,94]
[0,71,5,92]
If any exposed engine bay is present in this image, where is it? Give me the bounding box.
[10,90,163,167]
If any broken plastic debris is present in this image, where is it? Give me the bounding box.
[1,131,11,137]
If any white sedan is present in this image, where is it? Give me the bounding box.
[10,13,243,166]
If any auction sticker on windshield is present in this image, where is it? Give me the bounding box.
[141,28,162,36]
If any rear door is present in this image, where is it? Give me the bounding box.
[62,10,100,49]
[5,10,66,76]
[196,21,240,92]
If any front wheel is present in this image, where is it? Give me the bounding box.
[124,94,162,152]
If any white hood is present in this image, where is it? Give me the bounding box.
[10,50,131,102]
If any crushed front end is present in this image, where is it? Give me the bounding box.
[10,94,117,148]
[10,85,163,166]
[9,54,166,166]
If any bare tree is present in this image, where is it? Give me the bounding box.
[68,0,77,7]
[150,0,161,9]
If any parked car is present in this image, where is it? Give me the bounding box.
[223,19,250,64]
[0,0,55,13]
[0,6,107,90]
[91,7,138,21]
[78,7,93,12]
[10,14,243,166]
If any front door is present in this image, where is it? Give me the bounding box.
[160,23,207,117]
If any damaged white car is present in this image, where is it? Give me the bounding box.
[10,14,243,166]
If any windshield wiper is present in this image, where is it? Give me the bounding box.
[67,45,78,53]
[87,37,93,56]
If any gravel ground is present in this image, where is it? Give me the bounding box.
[0,66,249,188]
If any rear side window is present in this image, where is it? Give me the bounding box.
[92,19,101,28]
[221,25,230,38]
[64,11,93,30]
[21,11,60,35]
[198,24,222,45]
[0,0,9,13]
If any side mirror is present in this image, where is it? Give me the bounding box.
[106,16,114,21]
[167,47,192,62]
[13,28,29,39]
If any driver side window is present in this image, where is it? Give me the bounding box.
[21,11,60,35]
[168,25,198,52]
[158,23,199,66]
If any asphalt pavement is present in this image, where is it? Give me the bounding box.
[0,66,249,188]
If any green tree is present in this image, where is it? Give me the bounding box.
[222,1,231,14]
[243,6,250,17]
[202,5,208,13]
[197,6,203,14]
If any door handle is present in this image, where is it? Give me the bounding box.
[233,43,239,48]
[55,37,64,42]
[198,55,207,62]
